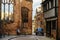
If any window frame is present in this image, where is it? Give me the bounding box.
[1,0,14,23]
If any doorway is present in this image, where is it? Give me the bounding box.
[46,21,51,37]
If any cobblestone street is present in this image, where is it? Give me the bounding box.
[0,35,55,40]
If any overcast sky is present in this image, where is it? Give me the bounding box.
[32,0,42,20]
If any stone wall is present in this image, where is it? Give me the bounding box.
[3,0,21,35]
[36,12,46,33]
[21,0,32,34]
[2,0,32,35]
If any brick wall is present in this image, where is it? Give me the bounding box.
[58,0,60,39]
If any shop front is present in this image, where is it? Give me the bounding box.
[46,18,57,39]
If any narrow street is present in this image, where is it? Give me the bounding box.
[0,35,54,40]
[0,0,60,40]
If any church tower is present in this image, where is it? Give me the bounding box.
[0,0,33,35]
[20,0,33,34]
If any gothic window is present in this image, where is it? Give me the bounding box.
[1,0,14,23]
[21,7,29,23]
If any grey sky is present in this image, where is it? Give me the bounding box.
[32,0,42,20]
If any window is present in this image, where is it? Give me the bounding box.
[50,0,53,8]
[56,0,58,6]
[37,18,40,20]
[52,20,56,30]
[49,1,51,8]
[21,7,29,23]
[43,4,47,12]
[47,3,49,10]
[1,0,14,23]
[53,0,55,7]
[41,21,43,25]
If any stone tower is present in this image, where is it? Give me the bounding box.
[20,0,33,34]
[0,0,32,35]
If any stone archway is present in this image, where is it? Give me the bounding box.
[21,7,29,34]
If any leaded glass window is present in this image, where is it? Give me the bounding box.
[1,0,14,23]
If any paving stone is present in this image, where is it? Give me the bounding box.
[0,35,55,40]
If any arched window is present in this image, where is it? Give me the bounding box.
[21,7,29,23]
[1,0,14,23]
